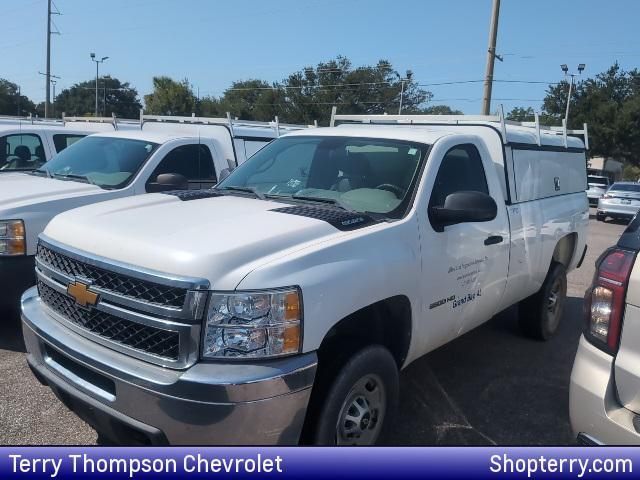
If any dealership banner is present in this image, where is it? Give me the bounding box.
[0,447,636,479]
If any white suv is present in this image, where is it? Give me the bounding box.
[570,214,640,444]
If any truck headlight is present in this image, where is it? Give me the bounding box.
[202,288,302,359]
[0,220,25,256]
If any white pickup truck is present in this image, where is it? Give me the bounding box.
[22,111,589,445]
[1,115,306,311]
[0,115,136,173]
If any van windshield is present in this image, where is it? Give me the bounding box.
[217,136,427,217]
[38,136,158,189]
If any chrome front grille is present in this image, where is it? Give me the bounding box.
[34,235,210,369]
[37,243,187,308]
[38,281,180,360]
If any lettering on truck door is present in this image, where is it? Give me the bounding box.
[417,139,510,352]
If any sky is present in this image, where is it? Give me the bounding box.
[2,0,640,116]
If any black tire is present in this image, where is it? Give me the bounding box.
[518,262,567,340]
[596,213,606,222]
[306,344,399,445]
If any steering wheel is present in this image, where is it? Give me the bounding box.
[375,183,405,198]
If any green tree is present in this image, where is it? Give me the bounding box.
[197,96,222,117]
[216,79,283,121]
[0,79,36,116]
[421,105,463,115]
[144,76,195,116]
[54,77,141,118]
[542,63,640,161]
[278,57,431,125]
[506,106,535,122]
[209,56,434,125]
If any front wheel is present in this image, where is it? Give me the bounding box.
[308,345,399,445]
[596,212,606,222]
[518,262,567,340]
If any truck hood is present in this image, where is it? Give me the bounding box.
[44,193,345,290]
[0,173,103,212]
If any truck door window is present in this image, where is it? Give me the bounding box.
[148,144,217,190]
[429,144,489,211]
[52,134,86,153]
[0,133,46,171]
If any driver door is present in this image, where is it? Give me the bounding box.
[417,139,510,351]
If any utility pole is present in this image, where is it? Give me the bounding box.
[44,0,60,118]
[45,0,51,117]
[481,0,502,115]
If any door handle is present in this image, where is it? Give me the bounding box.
[484,235,503,246]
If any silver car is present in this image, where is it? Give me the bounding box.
[596,182,640,222]
[570,216,640,444]
[586,175,610,206]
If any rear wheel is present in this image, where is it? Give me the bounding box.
[596,212,606,222]
[306,344,398,445]
[518,262,567,340]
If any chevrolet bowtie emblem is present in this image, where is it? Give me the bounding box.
[67,281,99,308]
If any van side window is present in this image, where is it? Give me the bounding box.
[148,144,217,190]
[0,133,46,170]
[429,144,489,210]
[53,134,86,153]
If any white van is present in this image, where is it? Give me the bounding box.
[0,114,309,311]
[22,110,589,445]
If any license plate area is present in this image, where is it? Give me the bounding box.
[44,345,116,401]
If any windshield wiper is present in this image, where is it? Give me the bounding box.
[290,194,353,211]
[31,168,52,178]
[216,185,265,200]
[53,173,95,185]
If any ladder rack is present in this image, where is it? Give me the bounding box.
[0,114,63,126]
[61,112,138,130]
[139,110,314,137]
[330,105,589,149]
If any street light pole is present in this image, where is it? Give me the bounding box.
[561,63,585,127]
[90,53,108,117]
[398,71,413,114]
[51,80,57,118]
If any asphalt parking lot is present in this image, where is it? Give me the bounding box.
[0,212,630,445]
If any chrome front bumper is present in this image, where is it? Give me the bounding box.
[21,286,317,445]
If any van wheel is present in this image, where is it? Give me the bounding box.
[518,262,567,340]
[307,345,398,445]
[596,212,606,222]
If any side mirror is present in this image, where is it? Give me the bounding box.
[430,191,497,232]
[146,173,189,193]
[218,168,231,182]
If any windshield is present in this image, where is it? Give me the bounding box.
[217,136,426,217]
[38,136,158,189]
[587,176,608,186]
[610,183,640,192]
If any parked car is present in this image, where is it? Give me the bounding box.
[570,213,640,445]
[21,112,589,445]
[586,175,610,206]
[0,115,307,312]
[0,115,134,173]
[596,182,640,222]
